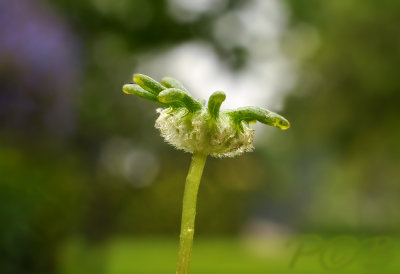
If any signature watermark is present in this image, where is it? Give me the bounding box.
[287,234,397,270]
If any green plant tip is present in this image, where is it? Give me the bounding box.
[123,74,290,157]
[133,73,165,95]
[208,91,226,119]
[161,76,190,94]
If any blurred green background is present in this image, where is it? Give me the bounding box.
[1,0,399,273]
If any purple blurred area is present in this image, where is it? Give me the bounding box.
[0,0,81,137]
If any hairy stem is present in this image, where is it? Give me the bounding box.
[176,152,207,274]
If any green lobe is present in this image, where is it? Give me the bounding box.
[227,106,290,130]
[123,84,168,107]
[161,77,190,94]
[207,91,226,119]
[158,88,202,112]
[133,74,165,95]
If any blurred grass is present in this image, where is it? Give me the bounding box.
[58,236,400,274]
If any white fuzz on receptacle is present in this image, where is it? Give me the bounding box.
[155,107,255,158]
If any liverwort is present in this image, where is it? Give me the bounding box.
[123,74,290,274]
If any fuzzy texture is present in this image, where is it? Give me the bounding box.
[155,107,254,157]
[123,74,290,157]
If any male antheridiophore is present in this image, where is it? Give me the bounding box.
[123,74,290,274]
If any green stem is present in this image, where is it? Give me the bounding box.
[176,152,207,274]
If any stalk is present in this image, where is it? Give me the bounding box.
[176,152,207,274]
